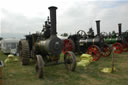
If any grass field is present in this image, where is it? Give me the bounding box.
[0,51,128,85]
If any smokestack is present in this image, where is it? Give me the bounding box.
[48,6,57,35]
[96,20,100,36]
[118,23,122,36]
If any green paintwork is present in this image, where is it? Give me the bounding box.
[104,38,118,44]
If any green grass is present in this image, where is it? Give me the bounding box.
[0,51,128,85]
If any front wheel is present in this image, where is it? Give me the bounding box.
[64,51,76,71]
[87,45,101,61]
[35,55,44,78]
[18,40,30,65]
[112,42,123,54]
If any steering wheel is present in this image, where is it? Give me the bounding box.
[77,30,87,38]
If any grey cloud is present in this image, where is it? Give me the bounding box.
[57,2,100,34]
[1,1,128,38]
[57,1,128,35]
[1,9,44,35]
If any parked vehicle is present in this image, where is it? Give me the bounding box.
[102,24,128,53]
[1,38,19,54]
[62,20,112,61]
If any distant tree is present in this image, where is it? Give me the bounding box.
[112,31,116,37]
[112,31,116,34]
[0,37,3,40]
[61,33,68,37]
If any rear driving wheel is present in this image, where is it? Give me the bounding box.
[64,51,76,71]
[87,45,101,61]
[18,40,30,65]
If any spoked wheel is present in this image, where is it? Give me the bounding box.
[112,42,123,54]
[101,44,112,57]
[122,41,128,52]
[63,39,74,54]
[87,45,101,61]
[64,51,76,71]
[18,40,30,65]
[35,55,44,79]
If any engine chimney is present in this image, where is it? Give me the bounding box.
[48,6,57,35]
[96,20,100,36]
[118,23,122,36]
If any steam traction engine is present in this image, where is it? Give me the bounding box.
[63,20,111,61]
[18,6,76,78]
[121,30,128,43]
[103,24,128,53]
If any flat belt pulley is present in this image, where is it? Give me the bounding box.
[62,39,74,54]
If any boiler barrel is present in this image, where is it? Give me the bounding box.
[79,37,103,46]
[104,37,122,44]
[36,35,63,56]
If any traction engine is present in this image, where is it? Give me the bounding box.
[103,24,128,53]
[18,6,76,78]
[62,20,111,61]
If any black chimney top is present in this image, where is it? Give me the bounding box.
[118,23,122,36]
[96,20,100,37]
[48,6,58,35]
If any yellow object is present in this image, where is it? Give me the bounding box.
[77,62,86,67]
[8,54,14,58]
[4,54,18,64]
[101,67,116,73]
[80,54,92,58]
[77,54,93,67]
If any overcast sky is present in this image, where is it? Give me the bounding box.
[0,0,128,38]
